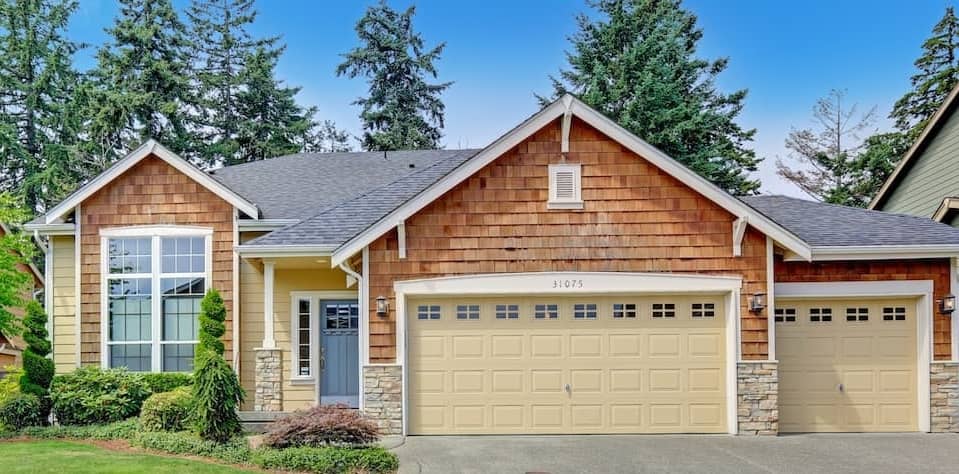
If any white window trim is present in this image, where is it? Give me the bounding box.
[288,291,359,392]
[547,163,583,209]
[100,226,213,372]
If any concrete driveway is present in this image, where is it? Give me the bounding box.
[390,434,959,474]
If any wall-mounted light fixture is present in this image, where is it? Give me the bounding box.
[939,294,956,314]
[376,295,389,317]
[749,292,766,313]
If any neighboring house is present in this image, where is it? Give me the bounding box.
[24,95,959,436]
[871,83,959,225]
[0,222,44,369]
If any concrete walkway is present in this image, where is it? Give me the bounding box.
[391,433,959,474]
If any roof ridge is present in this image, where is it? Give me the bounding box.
[213,148,483,173]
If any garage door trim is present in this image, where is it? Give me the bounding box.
[394,271,743,436]
[774,280,933,432]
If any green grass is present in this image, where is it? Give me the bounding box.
[0,440,257,473]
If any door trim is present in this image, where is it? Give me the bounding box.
[774,280,933,432]
[289,291,359,405]
[393,271,744,436]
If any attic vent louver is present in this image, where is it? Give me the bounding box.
[548,163,583,210]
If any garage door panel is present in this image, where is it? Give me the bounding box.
[408,295,727,434]
[776,298,917,433]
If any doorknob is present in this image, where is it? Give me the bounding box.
[320,347,326,370]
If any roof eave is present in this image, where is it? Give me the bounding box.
[235,244,337,258]
[783,244,959,262]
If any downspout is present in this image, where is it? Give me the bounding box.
[338,261,362,289]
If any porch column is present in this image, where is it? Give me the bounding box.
[254,259,281,411]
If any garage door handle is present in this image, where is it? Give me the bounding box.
[564,383,571,394]
[837,383,844,393]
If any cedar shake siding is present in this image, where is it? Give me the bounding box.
[366,117,771,362]
[775,257,952,359]
[78,156,235,365]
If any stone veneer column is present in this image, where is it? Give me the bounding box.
[363,365,402,435]
[737,361,779,435]
[930,362,959,432]
[254,348,283,412]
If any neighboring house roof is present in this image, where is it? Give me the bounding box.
[933,196,959,222]
[869,82,959,210]
[210,150,478,219]
[743,195,959,260]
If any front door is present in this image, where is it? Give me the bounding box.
[320,300,360,407]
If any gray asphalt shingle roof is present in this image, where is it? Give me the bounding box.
[740,194,959,247]
[210,150,478,219]
[243,148,480,247]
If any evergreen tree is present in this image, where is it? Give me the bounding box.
[337,1,451,151]
[891,6,959,139]
[192,288,243,442]
[232,47,323,164]
[850,131,911,205]
[544,0,760,195]
[305,120,353,153]
[0,192,32,338]
[776,90,879,206]
[0,0,85,214]
[86,0,196,165]
[19,301,53,422]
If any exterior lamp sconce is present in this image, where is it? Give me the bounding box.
[376,295,389,317]
[749,292,766,313]
[939,294,956,315]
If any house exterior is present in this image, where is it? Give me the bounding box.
[871,83,959,226]
[0,222,44,369]
[25,95,959,435]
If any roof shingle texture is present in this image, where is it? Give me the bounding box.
[741,194,959,247]
[243,149,480,248]
[210,150,478,219]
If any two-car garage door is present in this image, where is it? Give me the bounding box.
[407,295,727,435]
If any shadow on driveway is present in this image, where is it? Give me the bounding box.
[392,433,959,474]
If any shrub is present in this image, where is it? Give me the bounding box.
[15,418,140,440]
[0,392,42,429]
[264,403,380,448]
[252,446,399,474]
[0,365,22,404]
[50,367,151,425]
[141,386,194,432]
[133,431,252,464]
[142,372,193,394]
[20,301,54,422]
[192,289,244,442]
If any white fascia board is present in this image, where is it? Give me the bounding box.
[237,219,300,232]
[782,245,959,262]
[331,95,812,266]
[775,279,933,298]
[42,140,259,224]
[932,197,959,223]
[23,222,76,235]
[235,244,336,258]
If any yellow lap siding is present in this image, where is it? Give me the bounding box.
[51,236,77,373]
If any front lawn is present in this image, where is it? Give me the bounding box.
[0,440,257,473]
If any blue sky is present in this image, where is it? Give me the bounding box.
[69,1,955,197]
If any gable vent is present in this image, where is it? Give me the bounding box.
[548,163,583,209]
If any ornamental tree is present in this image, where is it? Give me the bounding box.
[192,288,244,442]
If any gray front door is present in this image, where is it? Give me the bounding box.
[320,300,359,407]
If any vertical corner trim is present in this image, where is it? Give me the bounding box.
[397,221,407,260]
[262,259,276,349]
[732,216,748,257]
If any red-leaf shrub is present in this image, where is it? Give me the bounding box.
[263,403,380,448]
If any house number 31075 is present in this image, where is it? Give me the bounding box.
[553,279,583,289]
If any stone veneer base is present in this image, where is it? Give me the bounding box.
[737,361,779,435]
[930,362,959,433]
[363,365,403,435]
[254,348,283,412]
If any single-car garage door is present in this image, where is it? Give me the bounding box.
[776,298,918,432]
[407,295,727,434]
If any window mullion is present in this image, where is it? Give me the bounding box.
[152,235,162,372]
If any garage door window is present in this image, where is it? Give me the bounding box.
[495,304,519,319]
[534,304,559,319]
[845,307,868,322]
[809,307,832,322]
[774,308,797,323]
[691,303,715,318]
[652,303,676,318]
[882,306,906,321]
[573,303,598,319]
[612,303,637,318]
[456,304,480,320]
[417,305,441,320]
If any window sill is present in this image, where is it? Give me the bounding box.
[547,201,584,210]
[290,377,316,386]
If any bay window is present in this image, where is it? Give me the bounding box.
[103,229,211,372]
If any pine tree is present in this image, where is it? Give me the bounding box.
[776,90,879,206]
[19,300,53,422]
[86,0,196,165]
[192,288,244,442]
[891,6,959,139]
[0,0,85,214]
[337,1,451,151]
[0,192,32,338]
[304,120,353,153]
[544,0,760,195]
[850,131,911,205]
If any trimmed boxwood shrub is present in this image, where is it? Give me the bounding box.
[0,392,42,429]
[264,403,380,448]
[142,372,192,394]
[50,367,151,425]
[140,386,194,432]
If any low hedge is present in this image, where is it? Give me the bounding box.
[50,367,151,425]
[142,373,193,394]
[3,418,141,440]
[252,445,399,474]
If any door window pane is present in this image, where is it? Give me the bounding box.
[325,303,359,329]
